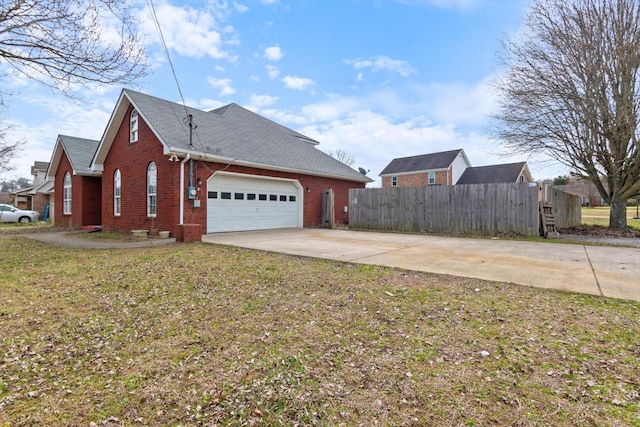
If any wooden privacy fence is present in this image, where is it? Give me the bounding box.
[348,183,581,236]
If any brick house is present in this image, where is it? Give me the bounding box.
[46,89,371,235]
[379,149,471,188]
[11,161,54,218]
[380,150,532,187]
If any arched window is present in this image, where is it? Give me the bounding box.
[63,172,72,215]
[114,169,121,216]
[130,109,139,142]
[147,162,157,217]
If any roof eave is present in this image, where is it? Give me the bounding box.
[169,148,372,183]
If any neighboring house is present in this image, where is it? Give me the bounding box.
[456,162,532,185]
[11,161,54,219]
[46,88,371,235]
[380,150,532,188]
[380,149,471,188]
[554,178,607,206]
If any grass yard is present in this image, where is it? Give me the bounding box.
[1,237,639,426]
[582,206,640,229]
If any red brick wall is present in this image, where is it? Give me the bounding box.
[53,153,102,229]
[101,105,181,234]
[381,170,449,188]
[81,177,102,226]
[32,193,50,220]
[54,152,84,228]
[101,105,366,235]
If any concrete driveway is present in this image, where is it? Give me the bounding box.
[202,228,640,302]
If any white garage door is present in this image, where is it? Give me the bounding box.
[207,172,303,233]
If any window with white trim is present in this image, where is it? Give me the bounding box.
[392,176,397,187]
[114,169,121,216]
[130,109,139,142]
[63,172,72,214]
[428,172,436,185]
[147,162,157,217]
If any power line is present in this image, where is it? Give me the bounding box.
[146,0,189,119]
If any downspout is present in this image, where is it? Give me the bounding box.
[179,154,191,225]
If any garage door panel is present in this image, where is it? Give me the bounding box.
[207,174,301,233]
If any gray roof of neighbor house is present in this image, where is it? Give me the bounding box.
[379,149,464,176]
[95,89,371,183]
[31,161,49,174]
[58,135,100,175]
[456,162,527,185]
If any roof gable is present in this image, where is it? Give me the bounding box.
[379,149,466,176]
[92,89,370,182]
[46,135,100,178]
[456,162,528,185]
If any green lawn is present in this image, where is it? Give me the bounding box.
[582,206,640,229]
[1,237,639,426]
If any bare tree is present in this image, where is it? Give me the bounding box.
[0,0,147,172]
[329,149,356,167]
[0,0,147,97]
[0,121,23,175]
[491,0,640,229]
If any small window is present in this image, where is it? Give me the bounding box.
[259,194,267,201]
[289,195,296,202]
[279,195,287,201]
[130,109,139,143]
[519,175,525,183]
[63,172,72,215]
[247,193,256,200]
[391,176,397,187]
[269,194,277,201]
[147,162,157,217]
[114,169,121,216]
[428,172,436,185]
[221,192,232,200]
[235,192,244,200]
[208,191,218,199]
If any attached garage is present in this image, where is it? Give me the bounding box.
[207,172,303,233]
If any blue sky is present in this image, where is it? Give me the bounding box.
[1,0,566,185]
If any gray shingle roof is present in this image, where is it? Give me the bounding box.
[456,162,527,184]
[124,89,370,182]
[379,149,464,176]
[59,135,100,175]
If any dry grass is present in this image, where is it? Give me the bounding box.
[1,237,639,426]
[582,207,640,230]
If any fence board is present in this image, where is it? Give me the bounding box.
[349,183,579,236]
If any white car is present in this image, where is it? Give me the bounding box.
[0,204,40,223]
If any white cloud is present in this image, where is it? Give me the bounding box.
[266,65,280,79]
[282,75,315,90]
[346,55,416,77]
[264,46,284,61]
[207,77,235,96]
[1,95,114,180]
[139,1,239,61]
[249,94,278,107]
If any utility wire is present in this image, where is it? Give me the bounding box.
[145,0,211,154]
[146,0,189,120]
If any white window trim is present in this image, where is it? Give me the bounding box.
[428,171,436,185]
[114,169,121,216]
[391,176,397,187]
[130,109,139,143]
[147,162,157,217]
[63,172,72,215]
